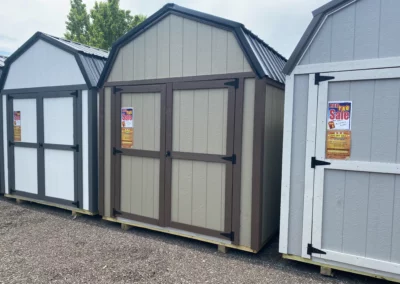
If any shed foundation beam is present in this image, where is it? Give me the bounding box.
[320,266,334,277]
[217,245,229,254]
[121,224,132,231]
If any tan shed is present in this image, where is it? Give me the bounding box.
[97,3,286,253]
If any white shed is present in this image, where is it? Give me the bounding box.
[280,0,400,281]
[0,32,108,214]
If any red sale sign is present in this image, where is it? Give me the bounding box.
[327,101,352,130]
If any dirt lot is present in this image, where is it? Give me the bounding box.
[0,197,390,284]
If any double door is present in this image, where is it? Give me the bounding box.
[305,69,400,274]
[111,80,237,241]
[7,91,81,208]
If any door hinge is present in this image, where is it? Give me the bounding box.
[113,209,122,216]
[315,73,335,85]
[311,157,331,168]
[70,91,78,97]
[165,151,171,157]
[222,154,236,164]
[9,188,15,193]
[224,79,239,89]
[113,86,123,93]
[8,141,14,147]
[71,144,80,152]
[72,201,80,207]
[307,244,326,255]
[113,147,123,155]
[220,231,234,241]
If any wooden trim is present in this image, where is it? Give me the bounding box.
[173,79,234,90]
[118,84,165,93]
[104,72,255,87]
[279,75,294,254]
[251,78,267,251]
[42,143,75,151]
[13,142,38,148]
[171,152,230,163]
[113,91,122,213]
[169,222,231,241]
[164,83,173,227]
[98,88,105,216]
[231,77,245,245]
[116,149,160,158]
[1,84,88,94]
[117,211,159,226]
[159,84,167,227]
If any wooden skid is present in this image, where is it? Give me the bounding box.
[103,216,257,253]
[4,194,97,216]
[283,254,400,283]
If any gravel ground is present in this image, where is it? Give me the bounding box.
[0,197,389,284]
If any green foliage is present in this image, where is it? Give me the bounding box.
[65,0,146,50]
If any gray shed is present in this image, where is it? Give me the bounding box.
[98,3,286,253]
[0,32,108,215]
[280,0,400,281]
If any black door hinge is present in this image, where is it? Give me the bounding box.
[8,141,14,147]
[70,91,78,97]
[71,144,80,152]
[224,79,239,89]
[113,86,123,93]
[315,73,335,85]
[220,231,234,241]
[113,209,122,216]
[113,147,123,155]
[72,201,80,207]
[222,154,236,164]
[307,244,326,255]
[311,157,331,168]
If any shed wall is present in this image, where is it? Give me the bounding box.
[300,0,400,66]
[287,74,309,256]
[261,85,284,243]
[4,39,86,89]
[107,14,252,82]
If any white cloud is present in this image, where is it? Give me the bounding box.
[0,0,330,57]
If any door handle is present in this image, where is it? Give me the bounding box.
[165,151,171,157]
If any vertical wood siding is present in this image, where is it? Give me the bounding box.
[261,85,284,243]
[121,93,160,151]
[172,89,227,155]
[300,0,400,65]
[240,78,255,247]
[120,156,160,219]
[322,170,400,263]
[107,14,252,82]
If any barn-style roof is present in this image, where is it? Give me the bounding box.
[98,3,287,87]
[283,0,353,75]
[0,32,109,89]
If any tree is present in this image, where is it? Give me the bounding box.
[64,0,146,50]
[64,0,90,44]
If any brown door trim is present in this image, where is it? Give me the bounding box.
[103,72,255,87]
[170,222,232,241]
[164,79,236,241]
[111,84,167,227]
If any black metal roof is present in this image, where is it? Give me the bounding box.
[98,3,287,87]
[283,0,352,75]
[0,56,6,68]
[0,32,108,89]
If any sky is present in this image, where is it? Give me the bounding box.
[0,0,331,58]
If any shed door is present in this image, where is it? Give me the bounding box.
[111,85,166,226]
[8,91,81,208]
[310,69,400,274]
[165,80,236,241]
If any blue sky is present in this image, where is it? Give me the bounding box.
[0,0,330,58]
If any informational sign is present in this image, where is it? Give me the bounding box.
[121,107,134,149]
[326,101,352,160]
[13,111,21,142]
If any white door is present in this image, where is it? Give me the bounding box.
[310,69,400,275]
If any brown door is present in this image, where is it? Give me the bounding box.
[165,80,237,241]
[111,85,166,226]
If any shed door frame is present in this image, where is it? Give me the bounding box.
[111,84,167,226]
[306,68,400,274]
[165,80,236,241]
[7,90,82,208]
